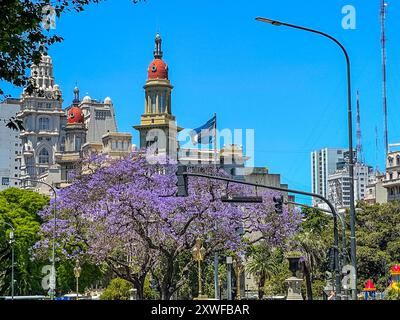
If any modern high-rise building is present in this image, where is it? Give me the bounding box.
[0,98,22,190]
[311,148,349,205]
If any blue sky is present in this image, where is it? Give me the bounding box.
[2,0,400,196]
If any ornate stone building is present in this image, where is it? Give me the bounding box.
[18,55,66,186]
[17,55,132,193]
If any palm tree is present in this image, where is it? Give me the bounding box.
[296,231,327,300]
[246,244,280,299]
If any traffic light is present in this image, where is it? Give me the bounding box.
[327,247,336,271]
[273,195,284,214]
[176,165,188,197]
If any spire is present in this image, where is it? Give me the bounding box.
[153,33,163,59]
[356,90,364,164]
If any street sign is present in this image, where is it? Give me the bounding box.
[221,196,263,203]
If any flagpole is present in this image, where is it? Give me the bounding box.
[213,113,218,167]
[212,113,219,300]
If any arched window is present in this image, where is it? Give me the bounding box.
[39,117,50,131]
[39,148,50,164]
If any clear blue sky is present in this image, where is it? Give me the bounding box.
[3,0,400,196]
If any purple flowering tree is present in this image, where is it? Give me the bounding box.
[35,153,300,300]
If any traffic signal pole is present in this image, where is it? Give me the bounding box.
[178,169,343,298]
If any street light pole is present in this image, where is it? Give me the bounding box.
[255,17,357,299]
[73,259,81,300]
[1,221,15,300]
[226,256,233,300]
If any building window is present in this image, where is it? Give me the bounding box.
[152,93,156,113]
[75,137,82,152]
[1,177,9,186]
[39,148,50,164]
[39,117,50,131]
[60,137,65,152]
[160,92,165,113]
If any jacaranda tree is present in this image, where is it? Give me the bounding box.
[35,153,301,299]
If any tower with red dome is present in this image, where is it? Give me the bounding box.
[134,33,179,158]
[64,86,87,153]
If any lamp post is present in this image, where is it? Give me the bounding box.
[233,256,244,300]
[226,256,233,300]
[73,259,81,300]
[1,221,15,300]
[192,237,206,299]
[10,177,58,299]
[255,17,357,300]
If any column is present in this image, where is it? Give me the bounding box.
[156,91,160,114]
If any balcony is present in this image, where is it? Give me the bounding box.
[382,177,400,188]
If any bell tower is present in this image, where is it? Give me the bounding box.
[134,33,179,159]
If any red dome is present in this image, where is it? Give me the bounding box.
[148,59,168,80]
[364,279,376,292]
[391,265,400,275]
[67,106,84,124]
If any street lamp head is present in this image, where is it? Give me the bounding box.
[255,17,282,26]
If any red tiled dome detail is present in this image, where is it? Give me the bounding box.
[68,106,84,124]
[148,59,168,80]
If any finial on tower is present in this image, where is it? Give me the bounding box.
[153,33,163,59]
[73,82,80,105]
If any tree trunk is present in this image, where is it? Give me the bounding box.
[303,264,313,300]
[161,285,172,300]
[133,278,145,300]
[258,275,266,300]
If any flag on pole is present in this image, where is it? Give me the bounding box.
[190,115,216,145]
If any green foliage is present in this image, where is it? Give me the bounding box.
[56,260,105,295]
[386,285,400,300]
[246,243,282,299]
[356,202,400,292]
[100,278,133,300]
[0,188,49,296]
[144,275,159,300]
[263,260,291,297]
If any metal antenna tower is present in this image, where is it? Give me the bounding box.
[381,0,389,161]
[356,90,364,164]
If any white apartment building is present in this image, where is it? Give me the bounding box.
[327,163,373,209]
[0,98,22,190]
[311,148,350,205]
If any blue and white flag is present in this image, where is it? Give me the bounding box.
[190,115,216,145]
